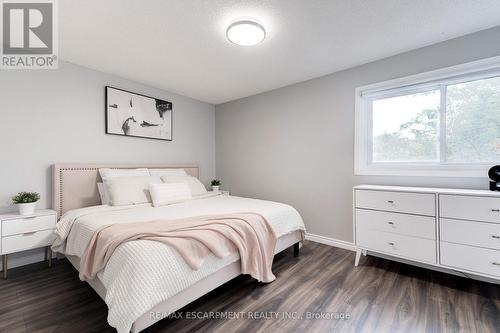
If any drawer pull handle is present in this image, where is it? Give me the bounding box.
[492,209,500,213]
[388,242,395,246]
[22,231,37,236]
[492,235,500,239]
[492,262,500,266]
[387,200,394,204]
[387,222,394,225]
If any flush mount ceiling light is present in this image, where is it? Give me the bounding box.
[226,19,266,46]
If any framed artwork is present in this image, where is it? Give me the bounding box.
[105,86,173,141]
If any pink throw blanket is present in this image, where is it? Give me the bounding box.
[79,213,278,283]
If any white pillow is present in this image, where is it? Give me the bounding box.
[99,168,149,180]
[105,176,162,206]
[149,182,192,207]
[148,168,187,177]
[160,175,207,196]
[97,183,109,205]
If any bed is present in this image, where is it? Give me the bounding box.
[51,164,305,333]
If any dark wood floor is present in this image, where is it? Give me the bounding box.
[1,241,499,333]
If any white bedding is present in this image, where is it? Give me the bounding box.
[52,193,305,333]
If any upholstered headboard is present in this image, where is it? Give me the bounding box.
[52,164,200,217]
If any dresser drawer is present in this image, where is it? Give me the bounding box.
[440,195,500,223]
[440,218,500,250]
[356,228,436,263]
[441,242,500,278]
[2,229,55,254]
[2,214,56,236]
[355,190,435,216]
[356,209,435,240]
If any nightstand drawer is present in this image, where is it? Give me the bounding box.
[2,229,55,254]
[2,214,56,236]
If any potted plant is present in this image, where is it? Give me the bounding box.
[211,179,221,193]
[12,192,40,215]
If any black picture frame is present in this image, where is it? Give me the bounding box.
[105,86,173,141]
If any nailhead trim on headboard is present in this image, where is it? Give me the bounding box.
[59,170,63,217]
[59,167,102,217]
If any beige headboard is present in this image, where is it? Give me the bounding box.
[52,163,199,217]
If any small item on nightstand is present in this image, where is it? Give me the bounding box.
[489,165,500,191]
[11,192,40,215]
[211,179,221,193]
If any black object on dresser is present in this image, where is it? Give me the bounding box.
[489,165,500,191]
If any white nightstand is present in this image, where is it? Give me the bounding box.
[210,190,230,196]
[0,209,57,279]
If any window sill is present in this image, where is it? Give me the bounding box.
[354,165,493,178]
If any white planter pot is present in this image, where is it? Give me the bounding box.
[212,186,220,193]
[17,202,37,215]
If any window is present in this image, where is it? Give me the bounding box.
[355,56,500,177]
[372,89,440,163]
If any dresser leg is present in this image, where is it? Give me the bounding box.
[355,248,362,267]
[2,255,7,279]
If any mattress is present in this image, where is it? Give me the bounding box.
[52,193,306,333]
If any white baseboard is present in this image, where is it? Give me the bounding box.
[305,233,356,252]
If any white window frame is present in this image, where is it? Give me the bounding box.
[355,55,500,177]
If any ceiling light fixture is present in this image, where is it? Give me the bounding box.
[226,19,266,46]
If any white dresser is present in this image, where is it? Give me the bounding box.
[354,185,500,282]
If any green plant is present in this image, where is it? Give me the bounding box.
[211,179,221,186]
[12,192,40,204]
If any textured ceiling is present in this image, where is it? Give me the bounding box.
[59,0,500,104]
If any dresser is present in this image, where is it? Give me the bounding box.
[0,209,57,279]
[354,185,500,282]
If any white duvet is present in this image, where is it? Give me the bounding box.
[52,194,305,333]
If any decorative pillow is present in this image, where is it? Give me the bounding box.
[149,182,192,207]
[105,176,162,206]
[99,168,149,180]
[97,183,109,205]
[160,175,207,196]
[148,168,187,177]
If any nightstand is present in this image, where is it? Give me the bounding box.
[210,190,230,196]
[0,209,57,279]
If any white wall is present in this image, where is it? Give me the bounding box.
[215,26,500,244]
[0,61,215,268]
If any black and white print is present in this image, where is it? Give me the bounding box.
[105,86,173,141]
